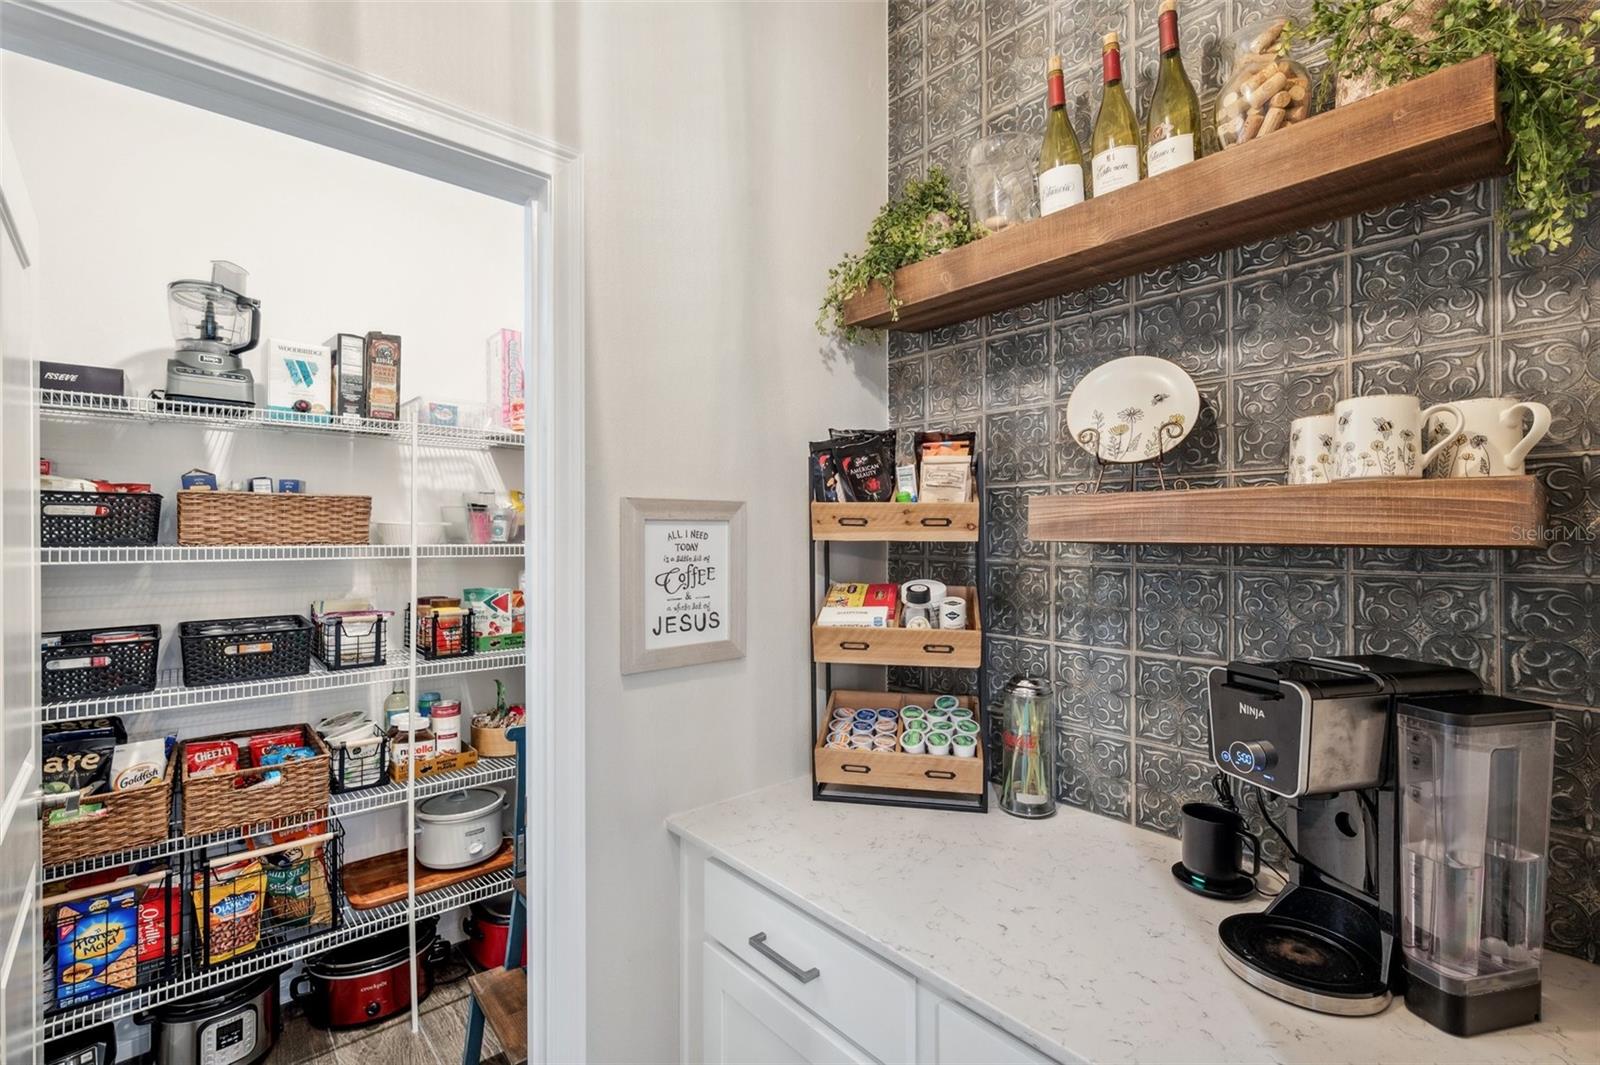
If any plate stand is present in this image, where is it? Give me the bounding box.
[1076,420,1188,493]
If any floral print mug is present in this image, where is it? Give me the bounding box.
[1331,395,1464,480]
[1288,414,1337,484]
[1423,397,1553,478]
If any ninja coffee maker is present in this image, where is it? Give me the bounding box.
[163,260,260,407]
[1207,654,1555,1035]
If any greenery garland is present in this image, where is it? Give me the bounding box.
[817,168,984,341]
[1291,0,1600,254]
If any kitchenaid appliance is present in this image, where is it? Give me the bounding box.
[150,968,281,1064]
[291,918,443,1028]
[1206,654,1482,1017]
[1397,693,1554,1035]
[164,261,260,408]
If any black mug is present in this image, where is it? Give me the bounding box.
[1181,802,1261,883]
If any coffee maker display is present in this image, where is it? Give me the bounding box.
[1205,655,1556,1034]
[163,259,261,408]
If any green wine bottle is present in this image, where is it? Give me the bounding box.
[1037,53,1086,215]
[1090,31,1142,197]
[1145,0,1202,176]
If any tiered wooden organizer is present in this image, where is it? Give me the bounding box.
[809,496,987,812]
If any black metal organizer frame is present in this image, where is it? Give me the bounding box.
[808,459,989,813]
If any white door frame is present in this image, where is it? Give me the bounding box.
[0,2,587,1060]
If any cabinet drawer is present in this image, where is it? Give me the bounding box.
[705,860,915,1064]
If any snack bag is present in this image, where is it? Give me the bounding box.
[192,859,265,964]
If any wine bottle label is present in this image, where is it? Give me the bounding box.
[1146,133,1195,177]
[1092,145,1140,195]
[1038,163,1085,215]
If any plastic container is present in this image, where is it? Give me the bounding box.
[178,616,313,687]
[41,625,161,704]
[1214,19,1312,150]
[40,490,161,547]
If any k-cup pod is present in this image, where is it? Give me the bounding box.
[933,695,959,712]
[851,721,874,736]
[925,709,951,728]
[853,708,877,723]
[949,707,974,722]
[901,707,926,724]
[876,707,899,722]
[832,707,855,722]
[952,734,978,758]
[955,719,980,736]
[872,736,896,751]
[939,596,968,629]
[873,720,896,736]
[927,731,952,756]
[901,731,926,754]
[849,734,873,750]
[827,737,850,750]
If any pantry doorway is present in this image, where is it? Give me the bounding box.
[0,2,586,1062]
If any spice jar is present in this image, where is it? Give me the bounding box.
[1214,19,1313,150]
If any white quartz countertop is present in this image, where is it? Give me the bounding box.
[667,777,1600,1065]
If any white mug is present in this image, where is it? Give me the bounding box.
[1332,395,1464,480]
[1423,397,1552,478]
[1288,414,1337,485]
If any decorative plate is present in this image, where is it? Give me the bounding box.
[1065,356,1200,464]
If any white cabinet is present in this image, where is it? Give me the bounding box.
[703,941,873,1065]
[916,987,1058,1065]
[683,854,1065,1065]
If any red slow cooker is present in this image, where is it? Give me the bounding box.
[464,896,524,970]
[291,918,445,1028]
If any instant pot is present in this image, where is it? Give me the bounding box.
[151,968,281,1065]
[291,917,444,1028]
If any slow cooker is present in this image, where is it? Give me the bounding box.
[415,787,505,870]
[152,968,281,1065]
[291,917,443,1028]
[464,895,524,970]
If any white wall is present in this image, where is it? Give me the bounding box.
[111,2,889,1059]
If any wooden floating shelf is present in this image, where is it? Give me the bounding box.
[1026,476,1546,548]
[843,56,1505,332]
[812,586,982,667]
[811,501,979,542]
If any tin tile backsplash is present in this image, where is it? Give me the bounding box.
[883,0,1600,962]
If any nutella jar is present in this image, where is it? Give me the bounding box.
[388,712,436,767]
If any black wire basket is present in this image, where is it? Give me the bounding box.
[40,490,162,547]
[310,609,388,672]
[405,605,477,661]
[41,625,161,704]
[179,616,313,687]
[190,827,342,970]
[44,862,180,1017]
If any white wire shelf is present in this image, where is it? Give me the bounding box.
[43,757,518,881]
[42,867,516,1039]
[42,648,526,724]
[42,542,524,565]
[37,389,524,450]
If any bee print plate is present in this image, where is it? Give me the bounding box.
[1065,355,1201,463]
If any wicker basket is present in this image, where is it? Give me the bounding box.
[181,726,331,835]
[43,748,176,867]
[176,491,371,546]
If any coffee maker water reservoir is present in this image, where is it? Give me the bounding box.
[1396,694,1555,1036]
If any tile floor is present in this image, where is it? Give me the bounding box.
[274,943,511,1065]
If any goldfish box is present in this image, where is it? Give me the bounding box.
[462,587,524,652]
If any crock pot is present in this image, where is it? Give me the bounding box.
[290,918,443,1028]
[463,895,525,970]
[415,787,505,870]
[152,968,281,1065]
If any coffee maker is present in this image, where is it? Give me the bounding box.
[1206,654,1556,1032]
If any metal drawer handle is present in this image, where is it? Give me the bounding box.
[918,516,953,527]
[748,932,819,984]
[837,516,868,527]
[922,643,955,654]
[839,640,871,651]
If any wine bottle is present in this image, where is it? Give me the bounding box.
[1145,0,1202,176]
[1090,31,1142,197]
[1037,53,1086,215]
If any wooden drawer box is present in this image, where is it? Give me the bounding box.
[811,586,981,668]
[815,690,984,796]
[704,860,915,1064]
[810,501,979,542]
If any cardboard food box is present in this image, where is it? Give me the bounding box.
[363,332,402,422]
[462,586,524,652]
[264,339,333,423]
[324,333,366,418]
[486,328,525,432]
[40,361,127,399]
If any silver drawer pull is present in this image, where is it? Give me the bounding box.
[748,932,819,984]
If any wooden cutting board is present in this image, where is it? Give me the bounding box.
[342,839,515,910]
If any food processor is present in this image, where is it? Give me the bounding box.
[163,260,260,408]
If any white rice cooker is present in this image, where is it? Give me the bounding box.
[415,787,505,869]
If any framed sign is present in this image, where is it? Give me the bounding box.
[620,497,747,675]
